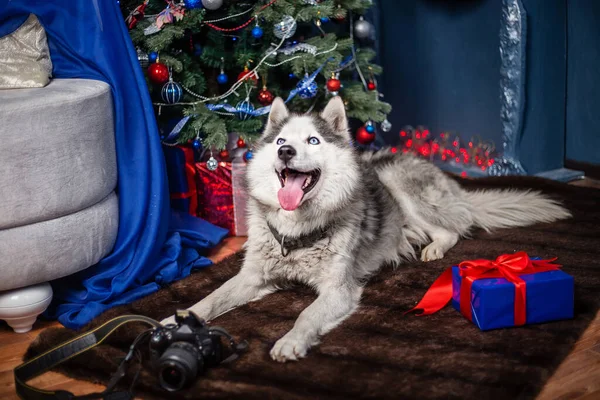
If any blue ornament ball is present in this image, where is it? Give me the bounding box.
[298,75,318,99]
[320,17,330,23]
[217,73,228,85]
[251,26,264,39]
[366,124,375,133]
[194,44,203,56]
[235,99,255,121]
[161,80,183,104]
[192,138,202,150]
[244,150,253,162]
[149,51,158,63]
[184,0,203,8]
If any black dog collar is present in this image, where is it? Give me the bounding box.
[267,222,331,257]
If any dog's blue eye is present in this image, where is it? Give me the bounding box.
[308,137,320,145]
[276,138,286,145]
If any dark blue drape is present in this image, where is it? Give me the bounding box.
[0,0,228,329]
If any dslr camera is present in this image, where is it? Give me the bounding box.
[149,310,247,392]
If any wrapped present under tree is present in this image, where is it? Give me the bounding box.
[196,159,248,237]
[163,144,198,215]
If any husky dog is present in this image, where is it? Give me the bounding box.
[161,97,570,362]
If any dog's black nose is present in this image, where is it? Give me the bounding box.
[278,145,296,163]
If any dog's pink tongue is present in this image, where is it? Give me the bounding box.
[278,173,307,211]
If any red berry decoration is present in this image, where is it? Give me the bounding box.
[355,126,375,145]
[148,62,169,84]
[257,87,275,106]
[237,137,246,148]
[237,66,258,86]
[326,77,341,92]
[219,149,229,159]
[367,81,377,91]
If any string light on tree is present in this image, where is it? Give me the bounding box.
[237,137,246,148]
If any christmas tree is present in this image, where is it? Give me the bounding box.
[120,0,392,151]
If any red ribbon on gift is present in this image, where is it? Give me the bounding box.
[405,252,562,326]
[170,146,198,215]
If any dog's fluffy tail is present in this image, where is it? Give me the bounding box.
[464,189,571,232]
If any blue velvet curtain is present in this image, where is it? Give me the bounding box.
[0,0,228,330]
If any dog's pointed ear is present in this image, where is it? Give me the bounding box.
[265,97,289,133]
[320,96,348,134]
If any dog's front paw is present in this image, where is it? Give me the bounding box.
[420,242,445,262]
[160,315,176,326]
[270,334,309,362]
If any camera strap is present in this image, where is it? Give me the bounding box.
[14,315,161,400]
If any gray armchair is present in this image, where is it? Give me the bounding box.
[0,78,119,332]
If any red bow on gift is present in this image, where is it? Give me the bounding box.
[406,252,562,326]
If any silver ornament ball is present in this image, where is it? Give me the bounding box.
[354,16,373,39]
[202,0,223,10]
[381,119,392,132]
[273,15,297,39]
[206,156,219,171]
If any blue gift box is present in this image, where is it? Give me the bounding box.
[451,265,574,331]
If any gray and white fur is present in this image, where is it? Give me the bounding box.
[161,97,571,362]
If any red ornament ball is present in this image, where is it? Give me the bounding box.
[147,62,169,84]
[326,78,341,92]
[257,88,275,106]
[237,67,258,85]
[367,81,377,91]
[237,137,246,148]
[219,149,229,159]
[355,126,375,145]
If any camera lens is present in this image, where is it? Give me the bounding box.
[158,342,202,392]
[161,365,184,389]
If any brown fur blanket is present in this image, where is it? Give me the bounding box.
[26,177,600,399]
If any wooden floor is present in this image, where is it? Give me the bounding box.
[2,179,599,400]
